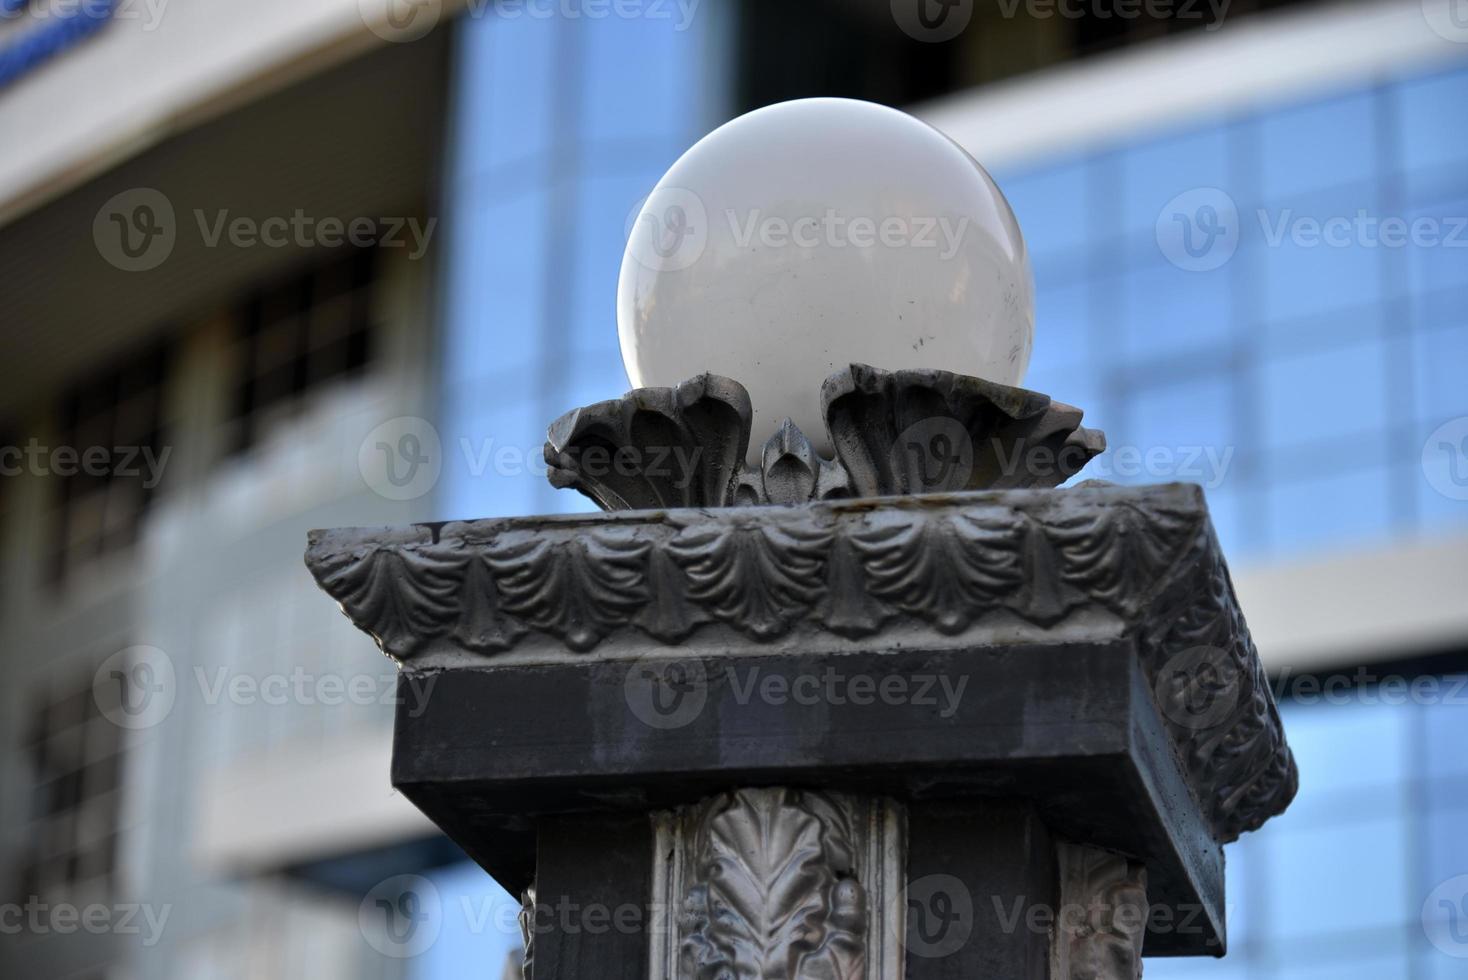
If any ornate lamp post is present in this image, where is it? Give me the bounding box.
[307,98,1296,979]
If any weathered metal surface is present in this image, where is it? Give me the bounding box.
[306,484,1296,847]
[1053,844,1149,980]
[542,365,1105,509]
[650,788,905,980]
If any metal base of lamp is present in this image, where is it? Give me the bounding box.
[543,364,1106,509]
[305,369,1296,979]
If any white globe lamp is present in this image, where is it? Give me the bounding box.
[617,97,1034,462]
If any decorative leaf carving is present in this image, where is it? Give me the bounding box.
[486,529,650,652]
[635,546,709,644]
[309,545,458,659]
[1139,538,1298,841]
[815,532,889,639]
[1057,845,1148,980]
[1011,512,1090,627]
[753,419,852,506]
[545,374,751,510]
[451,552,527,653]
[680,789,866,980]
[1047,497,1202,619]
[821,363,1105,497]
[544,364,1104,509]
[849,508,1023,634]
[667,517,830,640]
[305,486,1299,844]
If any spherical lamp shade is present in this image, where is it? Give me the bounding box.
[617,97,1034,463]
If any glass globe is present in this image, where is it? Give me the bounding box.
[618,97,1034,463]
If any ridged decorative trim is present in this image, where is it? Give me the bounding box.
[543,364,1105,509]
[305,484,1297,843]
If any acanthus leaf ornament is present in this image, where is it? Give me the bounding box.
[666,514,832,640]
[486,528,651,653]
[679,789,867,980]
[848,507,1023,635]
[544,364,1105,509]
[305,485,1298,844]
[309,543,458,660]
[1055,844,1149,980]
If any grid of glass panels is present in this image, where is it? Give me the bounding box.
[423,12,722,977]
[998,63,1468,563]
[989,62,1468,979]
[436,7,722,521]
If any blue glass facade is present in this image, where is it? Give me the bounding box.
[995,63,1468,980]
[1003,64,1468,564]
[426,7,1468,972]
[423,10,723,976]
[436,4,724,522]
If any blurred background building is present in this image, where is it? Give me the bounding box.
[0,0,1465,977]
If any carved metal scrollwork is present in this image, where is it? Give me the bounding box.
[306,485,1297,844]
[543,364,1105,509]
[1054,844,1149,980]
[682,789,865,980]
[652,789,905,980]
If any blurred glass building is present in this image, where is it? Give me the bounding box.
[0,0,1465,978]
